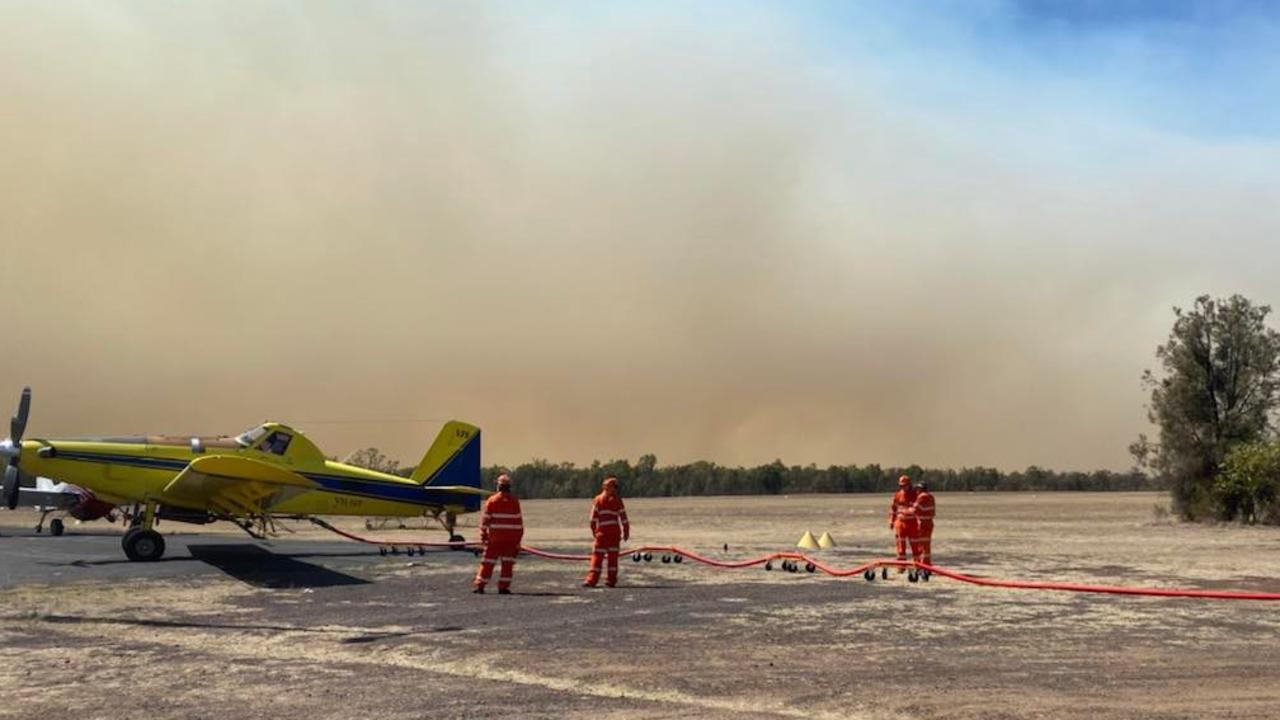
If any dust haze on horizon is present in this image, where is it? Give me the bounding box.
[2,2,1279,472]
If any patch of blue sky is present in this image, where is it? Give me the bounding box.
[794,0,1280,140]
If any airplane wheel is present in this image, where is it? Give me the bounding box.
[632,552,642,562]
[881,567,889,580]
[673,554,683,564]
[123,529,165,562]
[449,534,466,551]
[765,561,773,571]
[50,519,64,537]
[661,555,671,564]
[863,569,875,581]
[907,570,918,583]
[805,563,815,573]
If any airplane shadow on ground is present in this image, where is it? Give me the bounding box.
[0,530,127,538]
[187,544,371,589]
[31,614,465,641]
[186,543,373,589]
[29,547,387,589]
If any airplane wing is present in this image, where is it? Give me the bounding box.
[161,455,318,517]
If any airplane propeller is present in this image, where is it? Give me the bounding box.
[1,387,31,510]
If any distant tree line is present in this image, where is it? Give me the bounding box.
[345,447,1154,498]
[480,456,1153,498]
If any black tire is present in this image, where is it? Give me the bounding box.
[50,518,65,537]
[449,534,466,551]
[123,528,165,562]
[863,569,875,581]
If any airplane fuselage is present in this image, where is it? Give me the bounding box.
[18,434,479,519]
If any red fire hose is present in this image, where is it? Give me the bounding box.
[308,519,1280,601]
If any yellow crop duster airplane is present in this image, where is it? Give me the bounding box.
[0,388,488,561]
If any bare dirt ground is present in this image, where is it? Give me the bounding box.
[2,492,1279,719]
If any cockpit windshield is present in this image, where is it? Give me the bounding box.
[258,431,292,455]
[235,425,270,448]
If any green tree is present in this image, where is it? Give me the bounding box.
[1133,295,1280,519]
[1216,441,1280,524]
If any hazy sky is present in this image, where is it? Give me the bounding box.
[3,1,1278,471]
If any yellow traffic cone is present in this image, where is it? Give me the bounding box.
[817,532,836,549]
[796,531,820,550]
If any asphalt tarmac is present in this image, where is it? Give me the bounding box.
[0,526,389,589]
[4,495,1280,720]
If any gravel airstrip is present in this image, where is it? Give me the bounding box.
[3,492,1279,719]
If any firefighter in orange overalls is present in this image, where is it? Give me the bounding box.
[889,474,918,573]
[473,474,523,595]
[910,480,936,567]
[583,476,630,588]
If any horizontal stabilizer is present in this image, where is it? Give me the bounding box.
[422,485,490,497]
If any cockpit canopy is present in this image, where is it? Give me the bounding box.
[234,423,310,459]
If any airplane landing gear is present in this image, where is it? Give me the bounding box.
[123,501,165,561]
[50,518,64,536]
[123,528,165,561]
[442,512,466,551]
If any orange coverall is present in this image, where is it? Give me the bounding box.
[584,491,629,587]
[474,491,524,591]
[911,489,935,565]
[889,486,919,563]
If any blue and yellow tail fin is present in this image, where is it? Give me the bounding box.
[410,421,482,490]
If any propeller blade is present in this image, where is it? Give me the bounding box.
[10,386,30,442]
[3,464,17,511]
